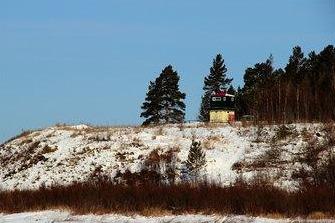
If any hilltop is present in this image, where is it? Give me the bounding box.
[0,122,334,191]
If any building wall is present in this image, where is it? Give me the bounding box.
[209,110,235,123]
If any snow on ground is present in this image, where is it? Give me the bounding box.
[0,122,332,190]
[0,211,334,223]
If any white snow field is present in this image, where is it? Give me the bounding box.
[0,122,333,190]
[0,211,334,223]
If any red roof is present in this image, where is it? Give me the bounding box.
[212,90,235,97]
[212,90,227,97]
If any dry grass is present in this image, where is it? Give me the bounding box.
[130,137,143,147]
[307,211,331,220]
[140,207,173,216]
[261,212,286,219]
[70,131,83,138]
[241,120,255,127]
[41,145,58,154]
[155,127,164,136]
[115,151,135,162]
[0,130,35,147]
[203,136,222,150]
[0,179,334,217]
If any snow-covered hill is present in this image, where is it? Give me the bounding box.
[0,122,333,190]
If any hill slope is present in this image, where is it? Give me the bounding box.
[0,123,333,190]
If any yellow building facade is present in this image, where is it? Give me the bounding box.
[209,110,235,123]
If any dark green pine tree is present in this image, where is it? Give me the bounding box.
[227,85,236,95]
[140,65,186,125]
[140,80,162,125]
[198,91,211,123]
[199,54,233,121]
[284,46,306,121]
[235,86,248,119]
[186,140,206,179]
[159,65,186,123]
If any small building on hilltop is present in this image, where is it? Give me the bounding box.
[209,89,235,123]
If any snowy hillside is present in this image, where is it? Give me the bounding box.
[0,122,333,190]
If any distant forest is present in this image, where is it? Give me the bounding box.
[140,44,335,125]
[236,45,335,123]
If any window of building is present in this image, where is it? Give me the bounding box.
[212,97,221,101]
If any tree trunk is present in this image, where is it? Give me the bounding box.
[284,84,288,124]
[278,81,281,123]
[296,86,300,122]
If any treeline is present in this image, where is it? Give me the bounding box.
[140,44,335,125]
[237,45,335,123]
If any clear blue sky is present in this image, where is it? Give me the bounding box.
[0,1,334,142]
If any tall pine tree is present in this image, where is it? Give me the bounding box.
[141,65,186,125]
[284,46,306,121]
[227,85,236,95]
[140,80,162,125]
[199,54,233,121]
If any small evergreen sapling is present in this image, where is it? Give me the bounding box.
[186,140,206,180]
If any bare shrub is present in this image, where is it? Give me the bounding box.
[89,165,111,183]
[133,126,142,134]
[254,124,264,143]
[231,161,244,172]
[113,169,164,186]
[55,123,67,127]
[293,134,335,188]
[161,147,180,184]
[262,146,281,163]
[234,145,282,172]
[178,123,184,131]
[130,137,143,147]
[143,147,180,184]
[29,141,41,150]
[115,151,134,162]
[302,138,323,169]
[301,127,313,141]
[322,123,335,147]
[155,127,164,136]
[41,145,58,154]
[314,154,335,188]
[20,138,33,145]
[203,136,221,150]
[88,133,111,142]
[144,149,162,171]
[70,131,83,138]
[273,125,298,141]
[0,130,34,147]
[241,120,254,127]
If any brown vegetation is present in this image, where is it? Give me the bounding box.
[0,178,334,217]
[203,135,222,150]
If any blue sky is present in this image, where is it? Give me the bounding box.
[0,1,334,142]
